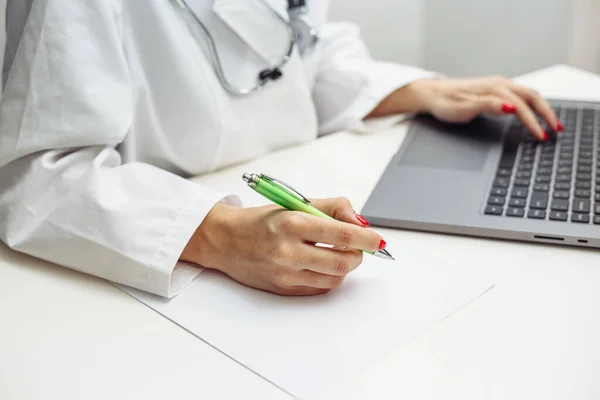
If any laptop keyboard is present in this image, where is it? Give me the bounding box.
[485,106,600,223]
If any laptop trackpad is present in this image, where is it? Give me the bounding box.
[399,116,504,171]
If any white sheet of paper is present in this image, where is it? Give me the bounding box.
[120,244,493,398]
[120,193,494,398]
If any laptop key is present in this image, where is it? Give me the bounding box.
[514,179,530,187]
[537,168,552,176]
[596,193,600,202]
[577,165,592,173]
[516,171,532,179]
[536,176,551,184]
[520,155,535,163]
[534,183,549,192]
[556,174,571,182]
[493,178,510,188]
[506,207,525,217]
[528,209,546,219]
[551,199,569,211]
[553,191,569,199]
[558,167,573,174]
[488,197,505,206]
[491,188,508,196]
[499,150,517,167]
[572,213,590,223]
[530,192,549,209]
[497,168,512,177]
[576,181,591,190]
[512,188,528,198]
[577,173,592,181]
[578,158,593,166]
[575,189,591,198]
[519,163,534,171]
[595,203,600,215]
[509,198,526,208]
[484,205,503,215]
[555,182,571,191]
[573,199,591,213]
[594,216,600,224]
[549,211,568,221]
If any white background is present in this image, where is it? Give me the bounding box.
[328,0,600,76]
[1,1,599,88]
[0,0,4,77]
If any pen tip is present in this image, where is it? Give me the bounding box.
[373,249,395,260]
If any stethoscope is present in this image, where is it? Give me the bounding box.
[173,0,319,96]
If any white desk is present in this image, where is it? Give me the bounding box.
[1,65,600,400]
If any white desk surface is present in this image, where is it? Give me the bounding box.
[2,65,600,400]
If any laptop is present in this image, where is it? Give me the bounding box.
[361,99,600,248]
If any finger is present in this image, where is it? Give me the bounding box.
[274,286,331,296]
[509,84,561,132]
[294,270,347,289]
[293,214,383,252]
[298,245,363,276]
[310,197,370,227]
[490,88,546,140]
[467,94,508,116]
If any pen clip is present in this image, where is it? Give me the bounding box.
[260,174,311,203]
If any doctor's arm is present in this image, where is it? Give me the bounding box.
[311,22,560,140]
[0,1,234,298]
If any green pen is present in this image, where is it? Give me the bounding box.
[242,173,394,260]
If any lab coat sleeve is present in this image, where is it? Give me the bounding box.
[311,22,440,135]
[0,0,237,298]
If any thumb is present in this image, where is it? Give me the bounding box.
[309,197,370,228]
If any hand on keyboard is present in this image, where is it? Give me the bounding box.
[407,76,562,141]
[485,106,600,224]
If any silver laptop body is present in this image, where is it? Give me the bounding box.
[361,99,600,248]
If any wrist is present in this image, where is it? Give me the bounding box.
[180,202,237,271]
[366,78,438,119]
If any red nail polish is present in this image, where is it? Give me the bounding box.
[557,122,564,132]
[542,131,549,141]
[355,214,370,227]
[378,239,387,251]
[501,103,517,114]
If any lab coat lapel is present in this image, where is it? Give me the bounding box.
[212,0,291,65]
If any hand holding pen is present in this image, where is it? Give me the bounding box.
[243,173,394,260]
[180,173,392,296]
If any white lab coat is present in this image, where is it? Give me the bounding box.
[0,0,436,297]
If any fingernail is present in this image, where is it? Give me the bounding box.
[542,131,549,141]
[355,214,370,227]
[378,239,387,251]
[557,121,564,132]
[501,103,516,114]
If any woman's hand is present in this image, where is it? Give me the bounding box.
[180,198,384,296]
[368,76,562,141]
